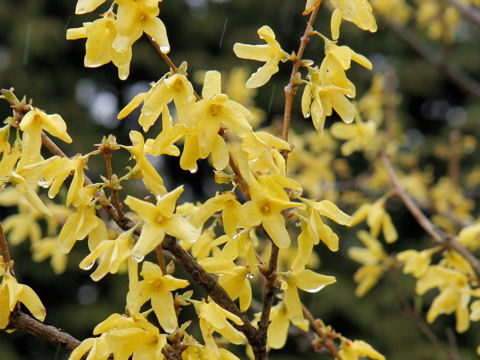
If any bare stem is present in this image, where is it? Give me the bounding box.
[385,19,480,101]
[301,304,342,360]
[9,310,81,353]
[156,244,167,275]
[282,1,322,154]
[381,151,480,277]
[0,218,11,267]
[389,268,460,360]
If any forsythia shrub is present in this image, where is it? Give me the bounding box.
[2,0,480,359]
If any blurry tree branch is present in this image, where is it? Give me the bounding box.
[384,20,480,101]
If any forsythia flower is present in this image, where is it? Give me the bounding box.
[127,261,189,333]
[118,74,195,132]
[129,130,167,196]
[351,200,398,243]
[194,299,245,345]
[339,338,385,360]
[330,0,377,39]
[330,119,377,156]
[396,248,435,278]
[233,26,289,88]
[18,108,72,167]
[180,71,253,172]
[31,237,68,275]
[79,228,136,281]
[281,269,336,327]
[242,176,303,248]
[69,313,167,360]
[348,230,387,296]
[67,12,132,80]
[0,274,46,328]
[124,186,199,259]
[416,266,473,332]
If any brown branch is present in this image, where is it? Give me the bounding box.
[161,236,260,343]
[8,310,81,353]
[302,304,342,360]
[389,268,460,360]
[0,218,12,267]
[385,20,480,101]
[442,0,480,31]
[156,244,167,275]
[282,1,322,155]
[381,151,480,277]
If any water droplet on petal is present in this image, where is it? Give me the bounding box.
[37,180,49,188]
[160,46,170,53]
[132,255,144,263]
[189,167,198,174]
[306,285,325,293]
[82,261,95,270]
[247,273,254,279]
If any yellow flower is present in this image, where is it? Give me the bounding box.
[266,302,290,349]
[416,266,471,332]
[31,237,68,275]
[126,261,188,333]
[339,338,385,360]
[242,176,303,249]
[114,0,169,54]
[330,0,377,36]
[194,299,245,345]
[67,12,132,80]
[396,249,435,278]
[118,74,195,132]
[330,119,377,156]
[19,108,72,166]
[233,25,289,88]
[281,268,336,328]
[348,230,387,296]
[191,192,243,239]
[351,200,398,243]
[292,198,352,272]
[0,274,46,329]
[79,228,136,281]
[19,156,74,199]
[74,0,107,14]
[8,172,52,217]
[124,186,199,259]
[200,258,252,311]
[180,71,253,172]
[69,313,167,360]
[129,130,167,196]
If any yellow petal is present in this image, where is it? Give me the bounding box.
[331,9,343,40]
[202,71,222,99]
[293,269,336,293]
[313,200,352,226]
[75,0,106,14]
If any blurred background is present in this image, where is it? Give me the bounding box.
[1,0,480,359]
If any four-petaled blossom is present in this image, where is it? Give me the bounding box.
[339,338,385,360]
[127,261,189,333]
[234,25,289,88]
[125,185,199,259]
[0,274,46,329]
[281,268,336,328]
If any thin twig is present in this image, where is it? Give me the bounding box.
[282,1,322,155]
[385,20,480,101]
[156,245,167,275]
[301,304,342,360]
[389,268,460,360]
[381,151,480,277]
[442,0,480,31]
[0,218,11,267]
[8,310,81,353]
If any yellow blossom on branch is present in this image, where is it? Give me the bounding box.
[126,261,189,333]
[0,274,46,329]
[233,25,289,88]
[124,186,199,259]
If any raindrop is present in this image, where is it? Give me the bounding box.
[189,167,198,174]
[306,285,325,293]
[306,112,311,118]
[218,17,228,48]
[247,273,254,279]
[132,255,144,263]
[82,261,95,270]
[37,180,49,188]
[160,46,170,53]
